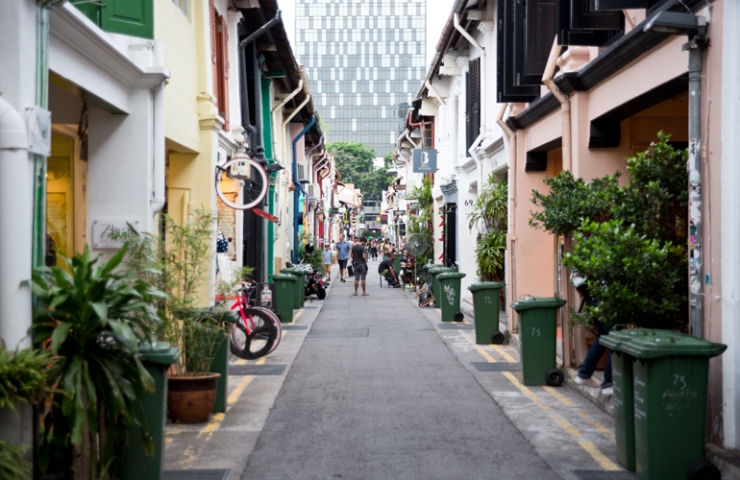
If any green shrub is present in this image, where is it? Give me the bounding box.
[530,132,688,330]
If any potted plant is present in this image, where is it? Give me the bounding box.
[467,175,507,282]
[32,245,164,479]
[0,346,57,480]
[116,210,230,424]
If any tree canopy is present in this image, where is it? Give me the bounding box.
[328,141,394,195]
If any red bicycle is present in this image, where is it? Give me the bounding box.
[217,283,282,360]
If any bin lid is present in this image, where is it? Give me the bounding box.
[600,327,663,351]
[468,282,505,292]
[139,340,180,364]
[429,266,456,274]
[619,330,727,359]
[510,296,566,311]
[271,274,297,282]
[436,272,466,280]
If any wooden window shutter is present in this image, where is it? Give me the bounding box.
[100,0,153,39]
[210,0,218,95]
[218,14,230,131]
[465,58,481,154]
[590,0,652,9]
[496,0,539,102]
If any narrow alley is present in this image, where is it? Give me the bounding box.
[166,266,627,480]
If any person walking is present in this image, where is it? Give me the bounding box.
[322,244,333,283]
[335,234,351,282]
[350,237,369,296]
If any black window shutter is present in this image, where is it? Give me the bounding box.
[590,0,652,10]
[515,0,557,86]
[465,58,481,154]
[497,0,539,102]
[570,0,623,30]
[557,0,614,46]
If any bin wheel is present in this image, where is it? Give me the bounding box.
[545,368,565,387]
[687,460,721,480]
[453,312,464,322]
[491,331,506,345]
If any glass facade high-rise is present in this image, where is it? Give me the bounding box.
[295,0,426,158]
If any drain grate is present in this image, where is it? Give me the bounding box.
[308,328,369,338]
[163,470,229,480]
[470,362,522,372]
[573,471,637,480]
[283,325,308,330]
[228,364,287,376]
[437,323,475,330]
[303,306,319,309]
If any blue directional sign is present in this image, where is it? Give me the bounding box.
[412,149,437,173]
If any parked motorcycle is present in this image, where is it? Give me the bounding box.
[303,265,327,300]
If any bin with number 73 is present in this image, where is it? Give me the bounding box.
[511,297,566,386]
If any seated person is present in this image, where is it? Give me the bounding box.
[378,254,401,288]
[399,249,415,285]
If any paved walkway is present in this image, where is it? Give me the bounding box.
[165,264,629,480]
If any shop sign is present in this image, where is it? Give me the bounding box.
[413,149,437,173]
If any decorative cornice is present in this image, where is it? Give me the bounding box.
[477,21,494,35]
[49,5,168,89]
[455,56,470,72]
[200,114,225,132]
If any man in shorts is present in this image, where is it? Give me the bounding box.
[350,237,369,296]
[335,234,351,282]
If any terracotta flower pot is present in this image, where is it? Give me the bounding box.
[167,373,221,424]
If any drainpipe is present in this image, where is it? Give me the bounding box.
[496,103,518,332]
[283,94,311,127]
[272,79,303,114]
[687,40,705,339]
[542,38,571,171]
[455,13,487,197]
[239,10,282,47]
[0,98,32,349]
[425,80,446,106]
[151,42,166,213]
[292,116,316,263]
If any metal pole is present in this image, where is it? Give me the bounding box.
[688,44,703,338]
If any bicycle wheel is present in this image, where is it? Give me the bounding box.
[229,308,278,360]
[216,155,268,210]
[250,306,282,354]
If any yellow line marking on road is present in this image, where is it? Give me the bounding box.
[501,372,552,411]
[462,334,498,363]
[181,446,197,467]
[234,358,248,365]
[493,345,517,363]
[579,441,620,470]
[543,386,574,406]
[293,309,304,323]
[580,413,616,443]
[165,437,173,444]
[555,416,582,437]
[435,308,441,314]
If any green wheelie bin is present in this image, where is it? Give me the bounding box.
[272,274,297,323]
[436,272,466,322]
[511,297,566,386]
[468,282,505,344]
[119,340,179,480]
[619,332,726,480]
[600,328,664,471]
[280,268,303,309]
[429,266,455,308]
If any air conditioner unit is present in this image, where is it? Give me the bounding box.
[307,183,320,200]
[297,162,310,183]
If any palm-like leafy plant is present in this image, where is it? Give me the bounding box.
[32,245,165,480]
[468,176,508,281]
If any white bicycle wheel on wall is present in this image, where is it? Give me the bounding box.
[216,155,269,210]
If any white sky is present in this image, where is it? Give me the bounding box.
[278,0,455,71]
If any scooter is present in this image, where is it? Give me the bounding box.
[304,265,327,300]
